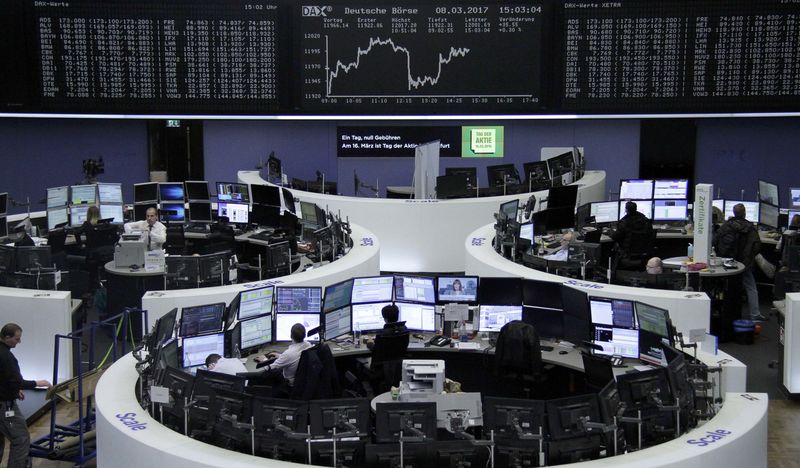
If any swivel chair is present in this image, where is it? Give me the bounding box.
[494,320,545,398]
[364,325,410,394]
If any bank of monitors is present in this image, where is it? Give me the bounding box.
[179,302,226,337]
[394,276,435,304]
[188,202,213,223]
[653,179,688,200]
[351,302,391,333]
[437,276,478,304]
[47,206,69,230]
[758,180,779,206]
[238,286,274,321]
[275,312,320,342]
[70,184,97,205]
[239,314,273,352]
[478,305,523,332]
[375,402,437,443]
[652,200,688,221]
[216,182,249,203]
[185,181,210,201]
[397,302,436,332]
[324,305,352,340]
[134,182,158,203]
[47,186,69,208]
[619,179,654,200]
[250,184,281,207]
[478,277,522,306]
[351,276,394,304]
[589,201,619,224]
[588,297,639,359]
[636,302,673,364]
[217,202,249,224]
[759,202,780,229]
[618,200,653,219]
[97,183,123,204]
[723,200,759,223]
[181,332,225,368]
[276,287,322,314]
[100,204,124,223]
[323,279,353,313]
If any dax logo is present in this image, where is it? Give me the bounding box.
[302,5,332,16]
[686,429,732,447]
[116,412,148,431]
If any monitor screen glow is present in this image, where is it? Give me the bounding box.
[275,313,320,342]
[519,222,534,242]
[240,315,273,350]
[592,327,639,359]
[275,287,323,314]
[325,306,352,340]
[759,202,779,229]
[160,202,185,222]
[619,179,654,200]
[723,200,759,223]
[182,332,224,368]
[791,188,800,208]
[98,183,123,204]
[394,276,435,304]
[397,303,436,332]
[618,200,653,219]
[100,204,124,223]
[47,186,69,207]
[437,276,478,303]
[351,276,394,304]
[216,182,249,203]
[652,199,688,221]
[653,179,688,199]
[352,302,391,332]
[217,202,249,224]
[590,201,619,224]
[70,185,97,205]
[70,205,90,225]
[47,206,69,230]
[159,183,185,202]
[323,279,353,313]
[758,180,779,206]
[478,305,522,332]
[238,286,274,320]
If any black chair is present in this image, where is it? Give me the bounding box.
[494,320,544,398]
[292,342,341,400]
[366,325,410,394]
[84,224,119,287]
[69,270,92,329]
[47,228,68,270]
[581,352,615,393]
[164,224,186,255]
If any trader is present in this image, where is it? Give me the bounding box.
[0,323,52,468]
[124,207,167,251]
[542,232,575,262]
[714,203,763,321]
[367,304,409,350]
[254,323,312,387]
[611,201,654,270]
[205,353,247,376]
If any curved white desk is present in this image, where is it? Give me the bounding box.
[96,351,764,468]
[238,170,607,272]
[141,223,380,323]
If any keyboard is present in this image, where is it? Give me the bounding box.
[185,224,210,233]
[249,229,275,241]
[657,228,684,234]
[546,241,561,249]
[255,356,277,369]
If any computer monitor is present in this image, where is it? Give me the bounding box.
[546,152,575,182]
[393,276,435,304]
[69,205,90,226]
[636,301,673,364]
[652,199,688,221]
[589,297,637,329]
[436,174,471,199]
[159,202,185,223]
[351,276,394,304]
[240,315,273,352]
[99,204,124,224]
[179,302,226,337]
[309,397,370,438]
[523,305,565,340]
[70,184,97,205]
[560,286,592,344]
[184,181,210,201]
[282,188,296,215]
[159,365,195,401]
[653,179,689,199]
[546,394,603,464]
[134,182,158,203]
[186,202,212,223]
[522,279,563,310]
[445,166,477,188]
[47,186,69,207]
[238,286,274,320]
[216,182,249,203]
[250,184,281,207]
[590,201,619,224]
[499,199,519,221]
[324,305,352,340]
[375,402,437,443]
[523,161,550,187]
[351,302,391,333]
[156,338,180,370]
[0,193,6,217]
[758,180,779,206]
[487,164,521,187]
[723,200,759,223]
[217,202,249,224]
[791,187,800,208]
[47,206,69,230]
[299,201,319,225]
[250,204,281,228]
[547,185,579,209]
[619,200,653,219]
[478,277,522,306]
[619,179,654,200]
[323,279,353,313]
[154,308,178,349]
[14,246,52,272]
[788,210,800,229]
[759,202,780,229]
[193,368,247,395]
[0,217,6,238]
[181,332,225,368]
[252,396,308,437]
[483,397,546,440]
[616,368,673,421]
[519,222,534,243]
[478,305,523,332]
[275,287,323,314]
[591,326,639,358]
[397,302,436,332]
[436,276,478,304]
[275,312,320,342]
[97,183,123,204]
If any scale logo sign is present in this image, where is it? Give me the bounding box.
[686,429,732,447]
[116,412,148,431]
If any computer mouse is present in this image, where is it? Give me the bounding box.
[558,350,568,355]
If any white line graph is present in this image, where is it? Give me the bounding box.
[325,35,470,96]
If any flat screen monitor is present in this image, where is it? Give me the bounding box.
[275,287,323,314]
[240,315,273,351]
[522,279,563,310]
[47,206,69,230]
[351,276,394,304]
[499,199,519,221]
[590,201,619,224]
[324,305,352,340]
[592,326,639,358]
[619,179,654,200]
[478,277,522,306]
[637,302,672,364]
[758,180,779,206]
[478,305,523,332]
[712,199,724,214]
[299,201,318,225]
[70,184,97,205]
[523,161,550,186]
[393,276,435,304]
[487,164,520,187]
[759,202,779,229]
[589,297,636,329]
[159,202,185,222]
[250,184,281,207]
[546,394,602,441]
[547,185,579,209]
[723,200,759,223]
[99,204,124,224]
[546,152,575,179]
[351,302,391,333]
[560,286,591,344]
[616,368,673,413]
[309,397,370,438]
[154,308,178,348]
[323,279,353,313]
[0,193,6,216]
[97,183,123,204]
[250,204,281,227]
[47,186,69,207]
[188,202,212,223]
[618,200,653,219]
[0,218,5,238]
[652,199,688,221]
[70,205,90,226]
[282,188,296,215]
[184,181,210,201]
[275,313,320,342]
[179,302,226,337]
[181,332,225,368]
[216,182,249,203]
[791,187,800,208]
[397,302,436,332]
[519,222,534,243]
[523,305,564,339]
[483,397,546,440]
[238,286,274,320]
[436,276,478,304]
[134,182,158,203]
[159,183,185,202]
[375,402,437,444]
[445,166,477,188]
[217,202,249,224]
[788,210,800,228]
[653,179,689,199]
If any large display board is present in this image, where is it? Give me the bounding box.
[2,0,799,116]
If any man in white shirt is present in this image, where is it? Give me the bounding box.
[254,323,312,386]
[542,232,574,261]
[124,207,167,251]
[205,353,248,376]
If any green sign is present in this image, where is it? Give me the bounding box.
[461,126,504,157]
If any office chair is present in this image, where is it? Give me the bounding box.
[494,320,544,399]
[291,342,341,400]
[47,228,68,270]
[581,352,615,393]
[362,325,410,395]
[164,224,186,255]
[84,223,119,286]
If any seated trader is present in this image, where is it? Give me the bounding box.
[611,201,654,270]
[205,353,247,376]
[254,323,312,388]
[714,203,762,321]
[365,304,410,392]
[124,207,167,251]
[366,304,409,350]
[646,257,663,274]
[542,232,574,262]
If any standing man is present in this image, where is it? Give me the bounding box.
[124,207,167,251]
[1,323,52,468]
[714,203,763,320]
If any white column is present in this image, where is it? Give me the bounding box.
[693,183,714,263]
